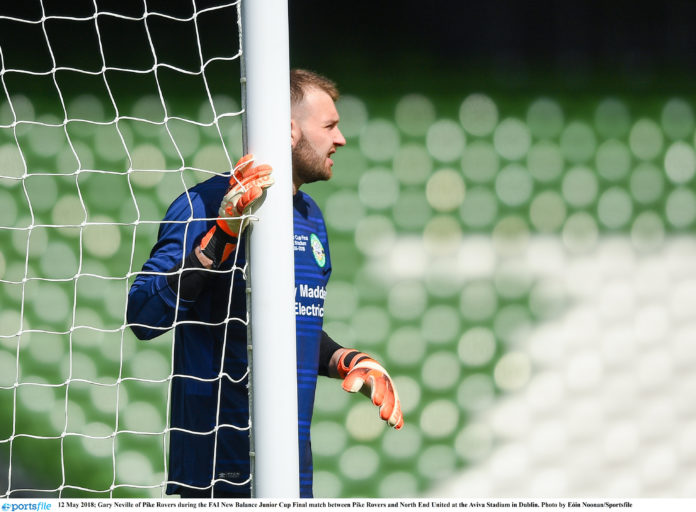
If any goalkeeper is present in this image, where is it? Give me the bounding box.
[127,69,403,499]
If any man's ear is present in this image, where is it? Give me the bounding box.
[290,119,300,148]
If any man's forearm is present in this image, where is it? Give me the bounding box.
[195,245,214,268]
[327,347,351,379]
[318,330,344,377]
[165,247,216,302]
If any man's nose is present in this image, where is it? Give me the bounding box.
[335,129,346,147]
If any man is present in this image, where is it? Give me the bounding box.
[127,69,403,499]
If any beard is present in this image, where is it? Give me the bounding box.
[292,133,332,187]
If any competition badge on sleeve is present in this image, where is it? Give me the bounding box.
[310,233,326,268]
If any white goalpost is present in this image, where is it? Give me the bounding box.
[241,0,300,499]
[0,0,298,499]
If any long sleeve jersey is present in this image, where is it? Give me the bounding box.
[127,175,332,498]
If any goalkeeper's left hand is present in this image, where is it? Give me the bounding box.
[199,154,273,267]
[336,350,404,430]
[217,153,274,238]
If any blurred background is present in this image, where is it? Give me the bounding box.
[1,0,696,500]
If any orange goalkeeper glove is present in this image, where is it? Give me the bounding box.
[337,350,404,430]
[200,154,274,267]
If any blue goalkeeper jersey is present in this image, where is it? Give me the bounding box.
[127,175,332,498]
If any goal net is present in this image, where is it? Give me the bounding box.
[0,0,250,498]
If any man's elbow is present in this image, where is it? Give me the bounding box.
[126,289,165,341]
[128,322,160,341]
[126,308,157,341]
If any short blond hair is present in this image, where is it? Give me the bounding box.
[290,69,339,106]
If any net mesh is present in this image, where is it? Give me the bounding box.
[0,0,246,498]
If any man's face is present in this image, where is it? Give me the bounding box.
[291,88,346,189]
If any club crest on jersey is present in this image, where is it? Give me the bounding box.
[310,233,326,268]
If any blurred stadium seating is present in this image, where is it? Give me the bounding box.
[2,87,695,498]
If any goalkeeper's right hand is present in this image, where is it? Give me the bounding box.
[199,154,274,267]
[337,350,404,430]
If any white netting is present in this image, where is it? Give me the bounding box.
[0,0,247,498]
